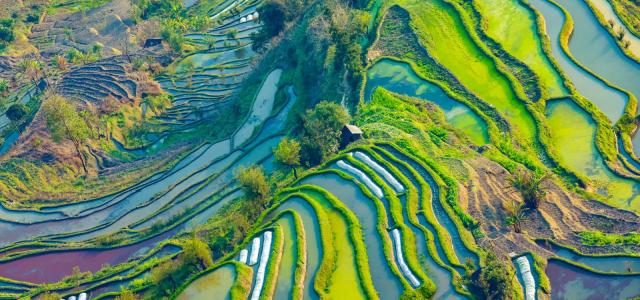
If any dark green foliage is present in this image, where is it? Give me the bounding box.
[259,0,287,37]
[6,103,29,122]
[0,19,15,45]
[301,101,351,165]
[206,199,260,258]
[251,0,288,50]
[136,0,184,19]
[473,252,513,300]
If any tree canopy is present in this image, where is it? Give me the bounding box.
[182,236,214,270]
[475,252,513,300]
[274,137,301,177]
[237,165,270,207]
[301,101,350,165]
[42,96,91,173]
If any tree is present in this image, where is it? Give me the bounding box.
[115,288,137,300]
[42,96,91,173]
[237,165,270,207]
[150,259,180,294]
[274,137,301,178]
[504,199,526,233]
[144,93,172,116]
[17,59,43,87]
[53,55,69,71]
[301,101,350,165]
[475,252,512,300]
[182,236,214,270]
[6,103,28,122]
[258,0,287,37]
[508,169,549,209]
[0,79,8,95]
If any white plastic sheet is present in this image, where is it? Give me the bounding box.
[249,237,261,266]
[250,231,273,300]
[78,293,87,300]
[515,256,536,300]
[391,229,420,287]
[337,160,384,198]
[354,152,405,193]
[239,248,249,264]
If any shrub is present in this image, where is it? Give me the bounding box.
[237,165,270,207]
[508,169,549,209]
[473,252,513,300]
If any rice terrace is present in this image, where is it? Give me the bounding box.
[0,0,639,298]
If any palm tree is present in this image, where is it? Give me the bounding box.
[17,59,45,88]
[508,169,549,209]
[504,199,526,233]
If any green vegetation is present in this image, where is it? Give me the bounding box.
[114,288,136,300]
[274,137,302,178]
[508,169,549,209]
[300,101,351,165]
[579,231,640,247]
[251,0,288,49]
[470,252,514,299]
[237,165,271,208]
[0,18,15,49]
[4,0,640,299]
[42,95,91,173]
[472,0,567,98]
[609,0,640,37]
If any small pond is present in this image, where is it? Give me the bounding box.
[176,264,236,300]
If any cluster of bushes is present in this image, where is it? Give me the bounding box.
[135,0,184,20]
[579,231,640,247]
[64,44,103,64]
[0,18,15,51]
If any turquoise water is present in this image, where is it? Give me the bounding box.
[365,59,489,145]
[547,259,640,299]
[300,173,404,299]
[528,0,628,122]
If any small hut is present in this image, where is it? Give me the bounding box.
[340,124,363,149]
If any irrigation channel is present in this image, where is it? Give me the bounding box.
[0,55,293,285]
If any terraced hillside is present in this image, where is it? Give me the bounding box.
[1,0,640,299]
